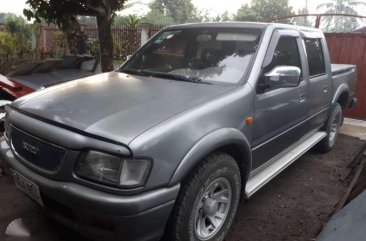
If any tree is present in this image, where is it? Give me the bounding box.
[292,8,313,27]
[142,0,200,24]
[0,13,18,24]
[113,14,140,27]
[4,15,31,39]
[78,16,97,25]
[234,0,294,23]
[2,14,32,59]
[23,0,127,72]
[141,10,174,25]
[317,0,366,32]
[201,11,232,22]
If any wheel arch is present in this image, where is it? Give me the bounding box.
[332,84,350,109]
[169,128,252,193]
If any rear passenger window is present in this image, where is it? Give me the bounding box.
[304,39,326,77]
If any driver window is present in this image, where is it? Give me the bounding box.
[257,36,302,93]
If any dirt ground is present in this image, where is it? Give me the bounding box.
[0,135,364,241]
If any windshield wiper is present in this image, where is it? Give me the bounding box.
[121,69,212,84]
[141,70,212,85]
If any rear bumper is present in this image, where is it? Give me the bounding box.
[1,138,179,241]
[348,97,357,109]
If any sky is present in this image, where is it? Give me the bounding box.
[1,0,366,18]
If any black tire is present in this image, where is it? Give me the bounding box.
[165,152,241,241]
[316,103,342,153]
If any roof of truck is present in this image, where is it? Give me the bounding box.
[165,21,322,33]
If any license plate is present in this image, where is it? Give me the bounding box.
[11,169,44,206]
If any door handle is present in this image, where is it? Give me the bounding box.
[299,94,306,103]
[323,86,328,93]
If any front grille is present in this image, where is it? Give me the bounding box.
[11,127,65,171]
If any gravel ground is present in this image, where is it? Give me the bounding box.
[0,135,364,241]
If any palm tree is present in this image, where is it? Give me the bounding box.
[317,0,366,32]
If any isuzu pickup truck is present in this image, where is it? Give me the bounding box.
[1,22,357,241]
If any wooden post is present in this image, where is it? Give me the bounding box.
[315,15,321,28]
[43,27,47,51]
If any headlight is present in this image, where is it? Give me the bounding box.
[75,151,151,188]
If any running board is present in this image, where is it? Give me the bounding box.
[245,131,326,198]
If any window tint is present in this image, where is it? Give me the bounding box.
[304,39,325,77]
[265,37,302,72]
[258,36,301,93]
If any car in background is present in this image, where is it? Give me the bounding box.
[0,56,98,129]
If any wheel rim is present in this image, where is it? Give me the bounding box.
[194,177,232,240]
[329,111,341,146]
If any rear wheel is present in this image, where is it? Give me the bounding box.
[165,152,241,241]
[316,103,342,153]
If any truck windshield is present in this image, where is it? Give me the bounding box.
[120,28,263,84]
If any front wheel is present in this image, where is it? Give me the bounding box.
[165,152,241,241]
[316,103,342,153]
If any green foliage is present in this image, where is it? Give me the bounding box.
[142,0,200,24]
[0,32,21,56]
[113,42,125,59]
[23,0,126,29]
[113,15,139,27]
[88,39,100,57]
[0,13,18,24]
[5,15,31,40]
[63,22,89,55]
[24,0,127,72]
[234,0,294,23]
[141,10,174,25]
[124,15,139,27]
[292,8,313,27]
[317,0,366,32]
[201,11,232,22]
[0,31,31,74]
[0,14,32,62]
[78,16,97,25]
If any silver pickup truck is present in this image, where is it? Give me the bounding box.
[1,22,357,241]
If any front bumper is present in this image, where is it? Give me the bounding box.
[1,138,179,241]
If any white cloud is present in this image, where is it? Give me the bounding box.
[1,0,28,16]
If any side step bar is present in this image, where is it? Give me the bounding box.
[245,131,326,198]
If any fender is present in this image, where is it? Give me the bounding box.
[331,83,349,106]
[169,128,252,185]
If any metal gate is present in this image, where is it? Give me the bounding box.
[325,32,366,120]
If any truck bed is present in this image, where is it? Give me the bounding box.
[331,64,355,75]
[331,64,357,100]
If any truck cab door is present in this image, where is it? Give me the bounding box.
[302,37,332,130]
[252,30,310,170]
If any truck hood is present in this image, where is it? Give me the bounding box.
[12,72,234,144]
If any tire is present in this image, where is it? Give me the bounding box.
[316,103,342,153]
[165,152,241,241]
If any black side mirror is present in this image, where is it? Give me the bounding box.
[264,66,301,88]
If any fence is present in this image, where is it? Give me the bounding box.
[39,24,165,58]
[325,33,366,120]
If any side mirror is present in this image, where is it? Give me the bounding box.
[264,66,301,88]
